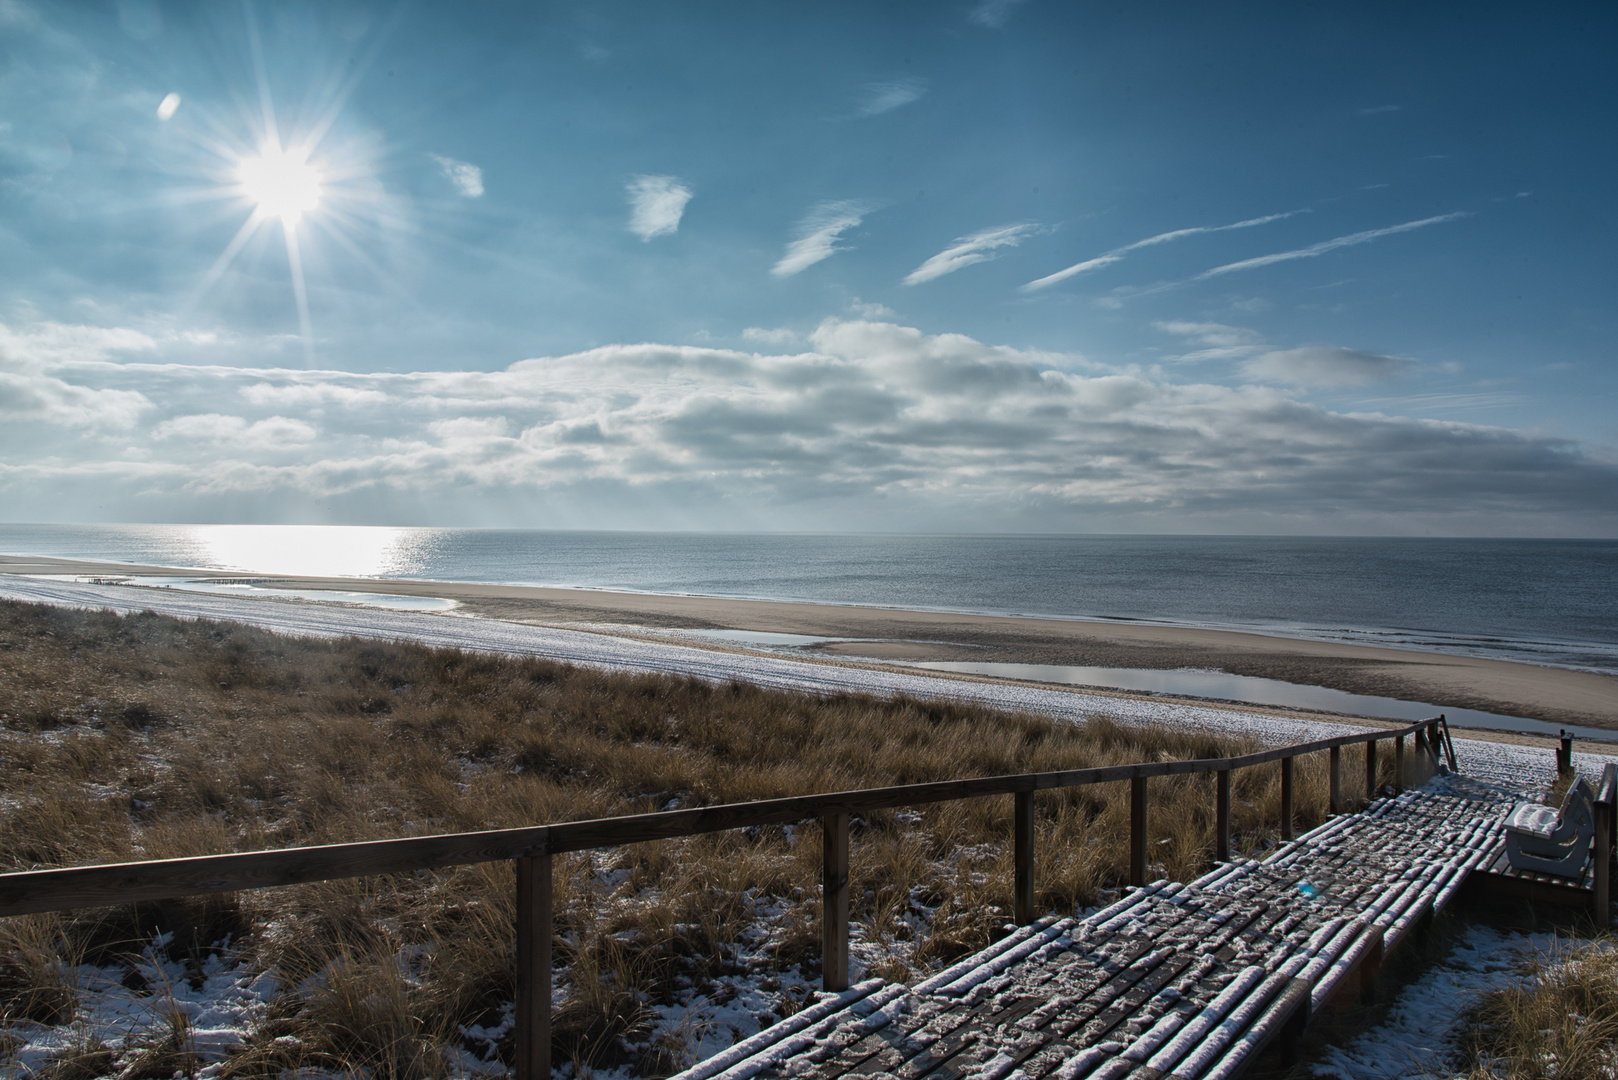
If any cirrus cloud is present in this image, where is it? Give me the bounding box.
[855,77,926,117]
[772,200,873,277]
[429,153,485,198]
[626,175,694,240]
[904,224,1039,285]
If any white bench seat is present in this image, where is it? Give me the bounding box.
[1505,777,1594,879]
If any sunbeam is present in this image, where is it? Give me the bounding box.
[283,221,315,363]
[178,3,359,361]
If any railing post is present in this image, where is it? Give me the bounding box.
[1014,789,1034,925]
[1394,735,1405,792]
[1595,792,1611,927]
[1329,746,1342,815]
[1366,738,1378,800]
[1413,728,1429,782]
[1216,769,1231,863]
[1559,731,1574,775]
[822,812,850,991]
[1280,756,1294,842]
[515,853,552,1080]
[1426,721,1443,772]
[1130,776,1148,887]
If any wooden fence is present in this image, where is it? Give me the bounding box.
[0,715,1455,1079]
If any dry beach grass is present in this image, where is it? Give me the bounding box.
[0,600,1366,1077]
[1457,935,1618,1080]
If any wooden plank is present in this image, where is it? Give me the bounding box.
[1366,739,1378,801]
[514,854,552,1080]
[1014,790,1035,926]
[1071,953,1196,1050]
[823,812,850,992]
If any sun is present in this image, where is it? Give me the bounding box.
[237,146,323,225]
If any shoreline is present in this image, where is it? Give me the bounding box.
[3,550,1605,669]
[5,552,1617,733]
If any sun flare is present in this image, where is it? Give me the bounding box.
[238,147,323,224]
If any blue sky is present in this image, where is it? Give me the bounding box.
[1,0,1614,533]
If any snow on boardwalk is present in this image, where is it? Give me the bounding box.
[678,775,1512,1080]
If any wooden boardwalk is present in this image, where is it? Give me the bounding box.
[674,776,1519,1080]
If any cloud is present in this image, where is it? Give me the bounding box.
[3,317,1614,533]
[156,92,180,121]
[153,413,318,446]
[772,200,872,277]
[1157,322,1412,386]
[970,0,1031,28]
[429,154,484,198]
[1357,392,1523,412]
[1242,346,1411,387]
[1196,213,1468,278]
[0,321,155,428]
[1154,320,1265,360]
[240,381,390,408]
[903,224,1039,285]
[626,175,693,240]
[0,1,41,29]
[1022,211,1300,291]
[742,327,798,345]
[855,77,926,117]
[849,299,896,319]
[1358,105,1402,116]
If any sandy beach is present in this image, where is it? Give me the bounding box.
[5,552,1614,734]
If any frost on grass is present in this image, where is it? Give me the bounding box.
[1309,925,1618,1080]
[3,933,275,1079]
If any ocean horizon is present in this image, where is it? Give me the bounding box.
[2,523,1615,676]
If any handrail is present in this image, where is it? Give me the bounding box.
[0,712,1452,1080]
[0,716,1438,918]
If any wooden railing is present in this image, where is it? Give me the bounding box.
[0,715,1454,1079]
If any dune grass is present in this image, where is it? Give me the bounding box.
[0,599,1375,1077]
[1456,935,1618,1080]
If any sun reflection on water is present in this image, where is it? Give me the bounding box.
[190,525,428,579]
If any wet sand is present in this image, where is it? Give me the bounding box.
[4,553,1615,733]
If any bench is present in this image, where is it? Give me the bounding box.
[1505,777,1595,879]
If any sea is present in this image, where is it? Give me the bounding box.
[2,523,1615,676]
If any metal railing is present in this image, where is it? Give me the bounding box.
[0,715,1454,1079]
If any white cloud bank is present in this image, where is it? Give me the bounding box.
[626,175,693,240]
[2,317,1614,533]
[772,201,872,277]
